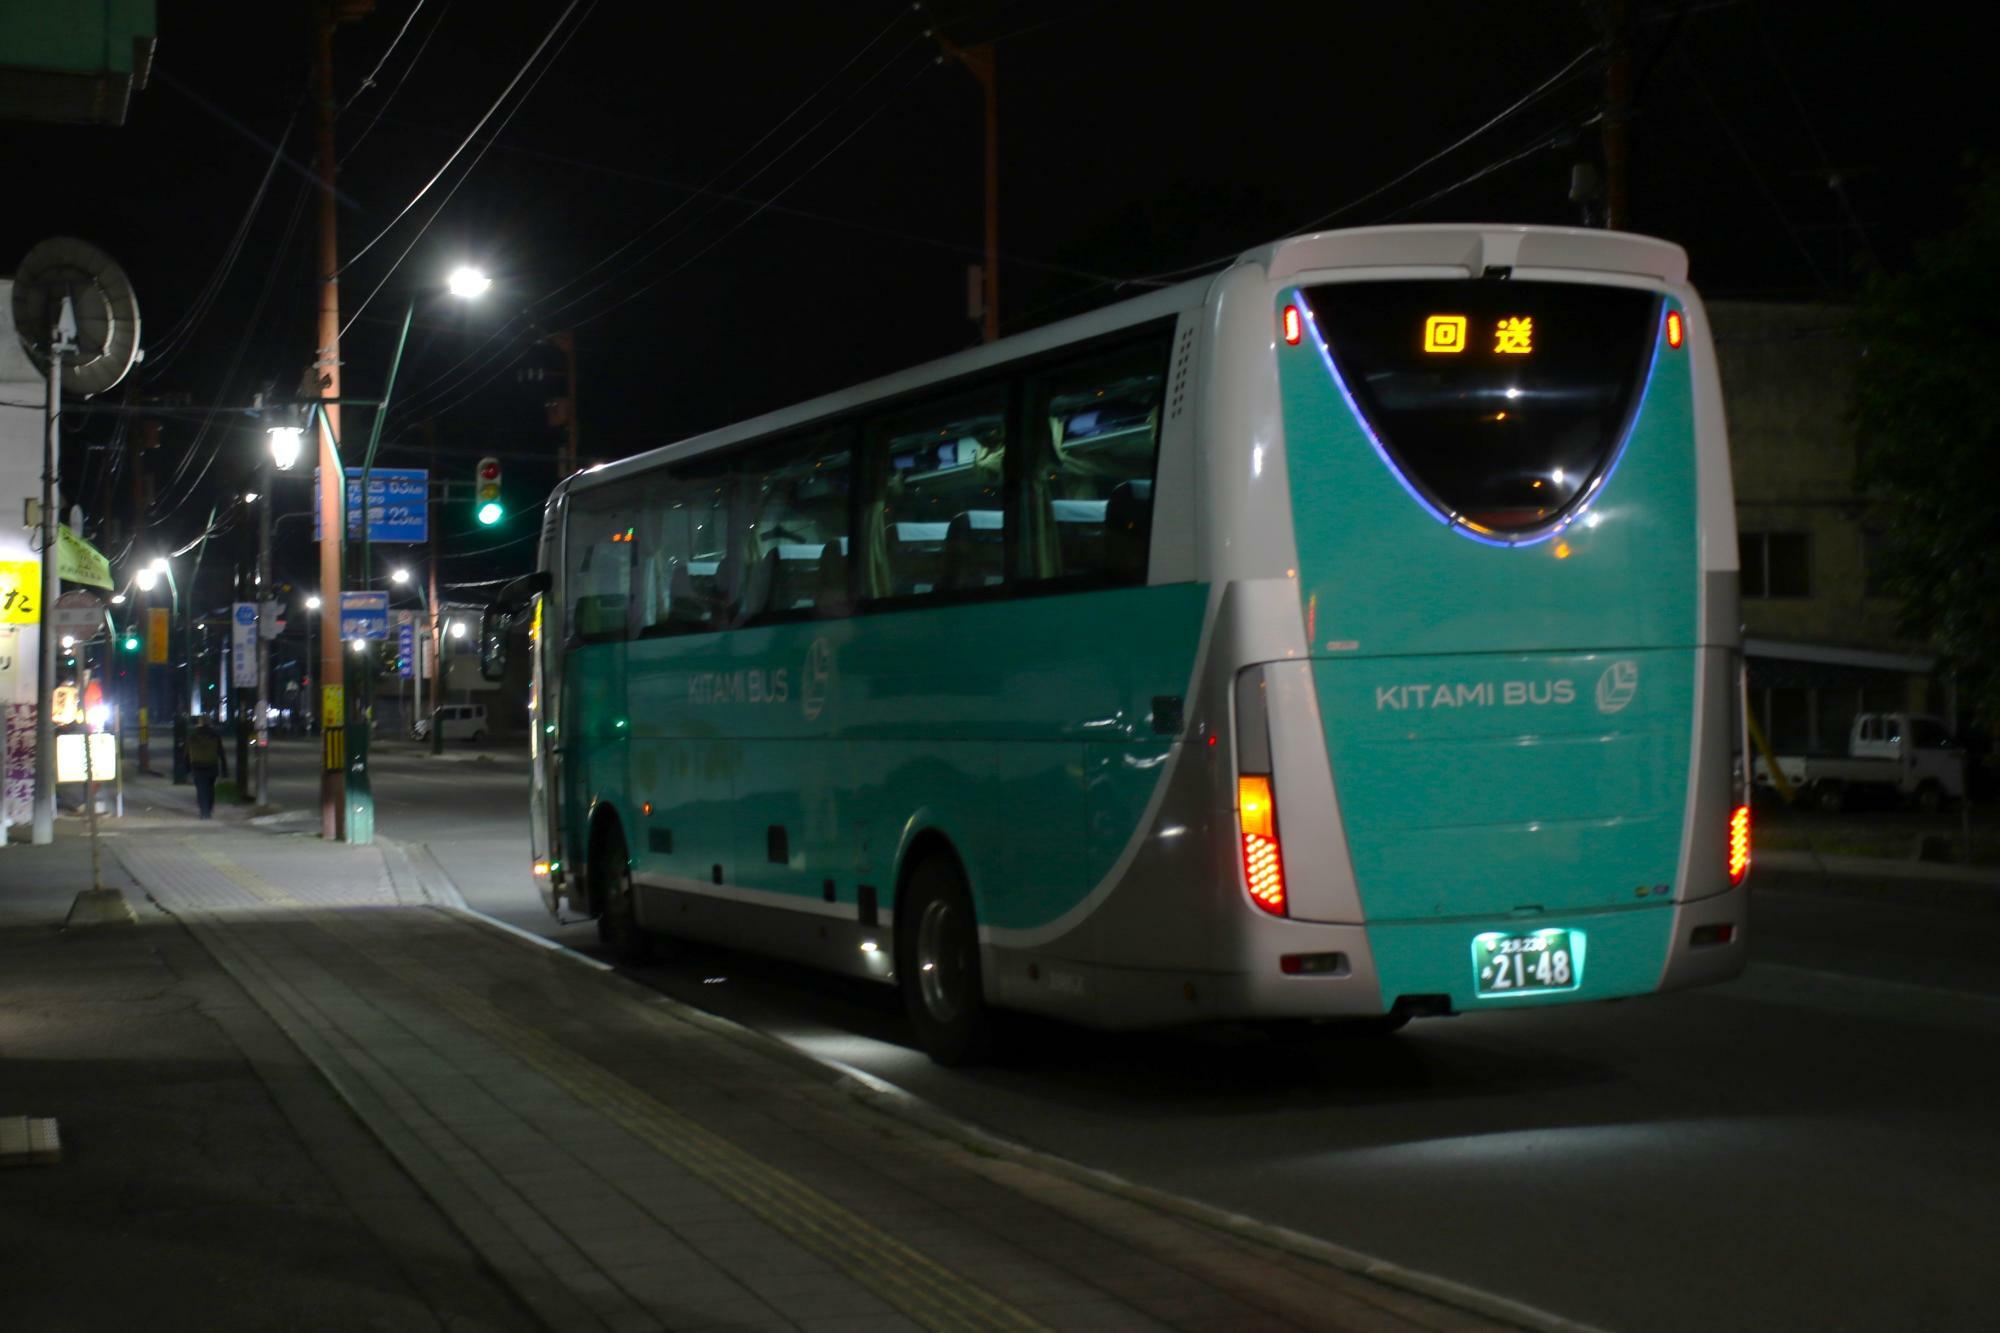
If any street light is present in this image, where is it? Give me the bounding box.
[448,265,493,298]
[267,425,304,471]
[330,265,491,844]
[449,619,468,640]
[135,566,158,592]
[390,567,411,585]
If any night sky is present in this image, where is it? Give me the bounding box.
[1,0,1986,609]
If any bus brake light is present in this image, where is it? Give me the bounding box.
[1239,775,1286,915]
[1666,310,1684,349]
[1728,804,1750,884]
[1283,305,1302,345]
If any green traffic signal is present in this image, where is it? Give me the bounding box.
[122,634,140,652]
[477,501,503,526]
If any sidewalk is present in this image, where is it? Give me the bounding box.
[1,819,1549,1333]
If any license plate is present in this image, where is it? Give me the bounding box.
[1472,928,1582,997]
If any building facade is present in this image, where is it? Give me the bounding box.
[1711,299,1942,755]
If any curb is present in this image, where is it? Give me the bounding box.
[410,844,1594,1333]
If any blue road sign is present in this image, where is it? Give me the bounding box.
[340,591,390,640]
[397,621,415,678]
[315,468,429,543]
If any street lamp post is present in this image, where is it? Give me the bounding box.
[304,593,321,730]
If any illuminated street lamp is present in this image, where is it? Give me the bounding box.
[448,265,493,298]
[390,567,411,585]
[267,425,304,471]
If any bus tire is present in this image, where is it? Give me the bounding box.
[897,854,991,1066]
[593,824,653,963]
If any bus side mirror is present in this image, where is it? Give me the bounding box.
[481,570,550,683]
[478,607,508,682]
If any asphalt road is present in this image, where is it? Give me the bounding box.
[245,735,2000,1332]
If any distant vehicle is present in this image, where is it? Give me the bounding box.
[412,704,486,743]
[484,223,1751,1064]
[1755,711,1965,812]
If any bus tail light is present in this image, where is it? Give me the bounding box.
[1665,309,1684,349]
[1283,304,1302,345]
[1728,804,1750,885]
[1239,774,1287,915]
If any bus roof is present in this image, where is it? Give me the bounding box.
[565,223,1689,500]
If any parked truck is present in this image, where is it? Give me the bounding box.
[1754,712,1966,812]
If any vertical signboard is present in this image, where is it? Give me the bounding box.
[397,620,415,679]
[147,607,169,664]
[232,603,259,688]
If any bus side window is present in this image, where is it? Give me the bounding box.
[1020,337,1170,587]
[565,490,636,645]
[736,427,853,622]
[638,468,734,636]
[859,385,1011,602]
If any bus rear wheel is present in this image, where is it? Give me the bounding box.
[897,855,991,1066]
[593,825,653,963]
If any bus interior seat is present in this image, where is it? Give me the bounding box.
[943,510,1005,591]
[741,547,780,620]
[574,593,628,639]
[1105,479,1153,580]
[816,540,850,613]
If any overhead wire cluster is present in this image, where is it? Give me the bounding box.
[381,3,950,443]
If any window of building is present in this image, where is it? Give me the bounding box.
[1740,531,1811,598]
[1019,337,1168,587]
[859,385,1012,601]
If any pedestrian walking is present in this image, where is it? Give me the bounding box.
[185,716,227,819]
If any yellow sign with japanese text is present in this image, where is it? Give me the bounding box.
[147,608,169,663]
[0,560,38,624]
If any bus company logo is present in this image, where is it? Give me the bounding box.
[801,637,834,721]
[1595,660,1639,714]
[1375,679,1576,711]
[688,667,789,706]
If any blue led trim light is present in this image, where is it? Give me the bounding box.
[1293,289,1667,549]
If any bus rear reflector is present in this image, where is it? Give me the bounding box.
[1728,804,1750,884]
[1238,775,1286,915]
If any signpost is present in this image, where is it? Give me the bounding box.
[338,590,389,641]
[49,590,105,642]
[315,468,428,543]
[231,602,258,688]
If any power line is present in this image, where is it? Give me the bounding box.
[1676,37,1828,290]
[339,0,430,113]
[339,0,596,340]
[335,0,584,277]
[386,5,926,419]
[339,0,453,166]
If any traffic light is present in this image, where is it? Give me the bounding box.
[122,632,140,653]
[475,456,502,526]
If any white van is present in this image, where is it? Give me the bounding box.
[414,704,487,743]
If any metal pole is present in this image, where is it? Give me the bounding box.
[31,299,74,845]
[314,0,348,842]
[255,454,272,805]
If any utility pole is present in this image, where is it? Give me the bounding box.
[1595,0,1633,230]
[132,418,153,773]
[426,422,444,753]
[934,32,999,342]
[255,449,272,805]
[30,296,75,845]
[312,0,369,840]
[546,331,580,475]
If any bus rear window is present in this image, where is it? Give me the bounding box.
[1302,280,1659,536]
